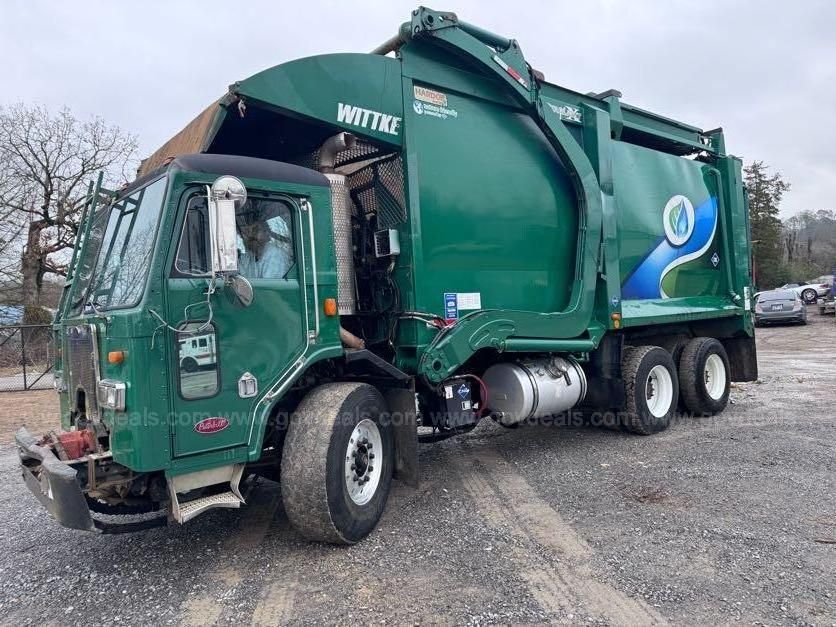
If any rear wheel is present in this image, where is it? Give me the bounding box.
[801,288,817,304]
[679,337,730,416]
[281,383,393,544]
[621,346,678,435]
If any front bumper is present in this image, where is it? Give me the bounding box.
[15,427,98,532]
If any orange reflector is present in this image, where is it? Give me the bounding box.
[613,319,621,329]
[611,312,621,320]
[107,351,125,365]
[323,298,338,316]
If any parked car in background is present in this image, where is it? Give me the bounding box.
[754,289,807,326]
[817,287,835,315]
[790,275,834,304]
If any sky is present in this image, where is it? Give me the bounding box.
[2,0,833,217]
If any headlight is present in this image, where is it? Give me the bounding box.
[97,379,126,411]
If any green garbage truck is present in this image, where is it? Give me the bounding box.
[16,7,757,543]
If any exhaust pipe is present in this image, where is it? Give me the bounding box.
[318,132,356,174]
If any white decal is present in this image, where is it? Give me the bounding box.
[456,292,481,310]
[337,102,401,136]
[546,101,583,124]
[412,100,458,121]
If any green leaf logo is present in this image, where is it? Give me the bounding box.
[669,200,689,238]
[663,195,694,246]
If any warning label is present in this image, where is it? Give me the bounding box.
[443,292,482,322]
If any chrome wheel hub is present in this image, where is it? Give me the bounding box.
[344,419,383,506]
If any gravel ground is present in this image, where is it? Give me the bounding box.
[0,313,833,625]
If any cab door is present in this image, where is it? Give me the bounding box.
[165,186,311,457]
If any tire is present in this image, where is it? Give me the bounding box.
[621,346,679,435]
[678,338,730,416]
[281,382,393,544]
[656,335,689,367]
[181,357,198,373]
[801,288,817,304]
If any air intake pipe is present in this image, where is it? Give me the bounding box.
[319,133,357,315]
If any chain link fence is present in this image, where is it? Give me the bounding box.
[0,324,53,391]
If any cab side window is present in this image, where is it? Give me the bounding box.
[236,200,295,280]
[174,193,296,280]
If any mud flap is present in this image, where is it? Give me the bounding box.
[721,336,758,381]
[384,388,419,487]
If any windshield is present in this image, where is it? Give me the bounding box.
[70,177,167,314]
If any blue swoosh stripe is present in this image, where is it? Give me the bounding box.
[621,197,718,300]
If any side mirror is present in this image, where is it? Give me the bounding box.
[225,274,254,308]
[207,175,247,274]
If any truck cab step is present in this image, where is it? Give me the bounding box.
[175,491,244,524]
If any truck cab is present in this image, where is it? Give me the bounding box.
[18,154,350,532]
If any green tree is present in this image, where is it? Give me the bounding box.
[744,161,790,289]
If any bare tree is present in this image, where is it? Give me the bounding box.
[0,104,137,319]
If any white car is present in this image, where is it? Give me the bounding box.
[787,275,833,304]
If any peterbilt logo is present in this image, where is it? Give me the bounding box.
[337,102,401,135]
[194,417,229,434]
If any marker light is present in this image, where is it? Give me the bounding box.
[108,350,125,365]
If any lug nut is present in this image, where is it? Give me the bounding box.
[369,453,375,460]
[350,464,356,471]
[368,466,374,472]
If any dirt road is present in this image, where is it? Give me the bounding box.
[0,314,833,625]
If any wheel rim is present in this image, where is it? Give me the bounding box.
[645,365,674,418]
[803,289,815,302]
[344,418,383,506]
[704,354,726,400]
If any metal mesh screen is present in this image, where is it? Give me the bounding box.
[347,155,407,229]
[66,324,100,419]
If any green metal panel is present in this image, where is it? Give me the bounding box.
[615,142,728,301]
[404,78,579,316]
[232,54,404,147]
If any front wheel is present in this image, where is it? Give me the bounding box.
[281,383,393,544]
[801,288,817,304]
